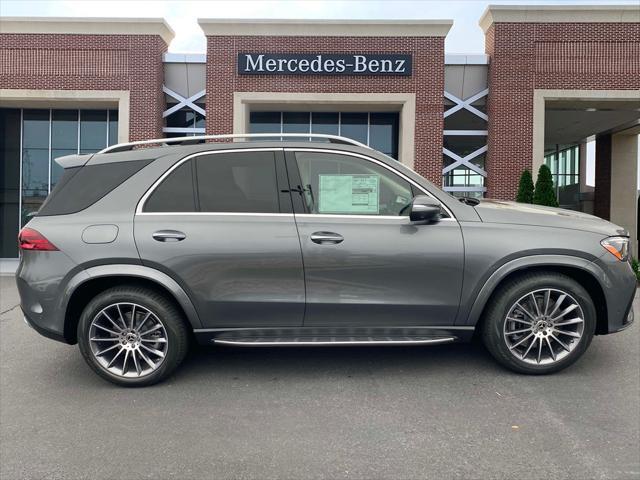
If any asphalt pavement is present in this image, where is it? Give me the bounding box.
[1,276,639,479]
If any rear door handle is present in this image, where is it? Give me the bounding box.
[310,232,344,245]
[152,230,186,242]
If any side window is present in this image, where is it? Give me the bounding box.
[294,151,413,216]
[144,159,196,212]
[196,151,280,213]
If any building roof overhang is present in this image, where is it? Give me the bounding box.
[0,17,175,45]
[197,18,453,37]
[479,5,640,33]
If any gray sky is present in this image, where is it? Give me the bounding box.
[1,0,638,53]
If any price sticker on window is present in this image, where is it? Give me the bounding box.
[318,174,379,214]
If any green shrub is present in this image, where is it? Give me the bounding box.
[533,164,559,207]
[516,170,534,203]
[632,258,639,282]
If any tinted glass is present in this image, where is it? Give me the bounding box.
[282,112,309,134]
[108,110,118,146]
[249,112,281,135]
[144,160,196,213]
[294,151,412,216]
[39,159,153,216]
[196,152,280,213]
[340,113,368,145]
[0,109,21,257]
[369,113,399,159]
[80,110,107,153]
[311,112,339,136]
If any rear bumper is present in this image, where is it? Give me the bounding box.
[22,309,69,344]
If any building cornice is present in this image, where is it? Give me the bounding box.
[479,5,640,33]
[198,19,453,37]
[0,17,175,45]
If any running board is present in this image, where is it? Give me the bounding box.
[212,336,456,346]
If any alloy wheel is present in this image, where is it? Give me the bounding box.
[88,302,168,378]
[503,288,585,365]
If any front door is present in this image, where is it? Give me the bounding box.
[134,149,304,328]
[286,149,464,327]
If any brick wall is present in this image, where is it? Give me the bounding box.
[485,22,640,200]
[0,33,167,140]
[205,36,445,184]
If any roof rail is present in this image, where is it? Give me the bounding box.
[98,133,370,154]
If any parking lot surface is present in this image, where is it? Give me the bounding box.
[1,276,639,479]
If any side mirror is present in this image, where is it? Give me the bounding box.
[409,195,442,223]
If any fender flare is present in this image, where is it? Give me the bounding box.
[461,254,608,326]
[62,264,203,329]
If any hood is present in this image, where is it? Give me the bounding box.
[473,199,628,237]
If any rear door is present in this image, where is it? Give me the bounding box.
[286,149,464,327]
[134,148,304,328]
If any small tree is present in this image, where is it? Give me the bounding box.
[516,170,534,203]
[533,164,559,207]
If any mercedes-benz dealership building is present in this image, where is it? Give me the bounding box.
[1,5,639,263]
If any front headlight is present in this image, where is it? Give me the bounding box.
[601,236,629,262]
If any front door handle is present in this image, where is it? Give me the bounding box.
[152,230,186,242]
[310,232,344,245]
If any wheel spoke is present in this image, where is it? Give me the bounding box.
[130,304,136,330]
[138,349,156,369]
[516,302,536,321]
[132,350,142,376]
[521,336,537,360]
[545,337,556,361]
[548,294,567,318]
[122,350,130,375]
[115,304,127,330]
[554,317,584,327]
[551,304,578,321]
[90,337,119,342]
[543,290,551,315]
[506,327,532,336]
[507,317,533,325]
[93,324,120,336]
[101,311,123,333]
[140,324,162,337]
[530,293,541,317]
[95,343,120,356]
[137,312,152,332]
[550,333,571,352]
[140,344,165,358]
[509,332,534,350]
[140,338,168,344]
[106,347,125,368]
[537,338,543,364]
[554,329,581,338]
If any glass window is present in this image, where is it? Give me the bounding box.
[145,160,196,213]
[294,151,412,216]
[282,112,309,134]
[340,112,368,145]
[196,152,280,213]
[108,110,118,146]
[249,112,281,135]
[311,112,339,136]
[80,110,107,154]
[51,110,79,184]
[22,110,50,225]
[369,113,398,159]
[0,108,21,257]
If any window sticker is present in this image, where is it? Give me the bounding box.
[318,174,379,214]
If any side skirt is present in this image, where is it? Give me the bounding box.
[193,326,475,346]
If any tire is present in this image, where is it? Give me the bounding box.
[481,272,596,374]
[77,286,190,387]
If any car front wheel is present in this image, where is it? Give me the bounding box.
[482,272,596,374]
[77,286,190,387]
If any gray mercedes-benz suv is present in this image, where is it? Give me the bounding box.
[16,134,636,387]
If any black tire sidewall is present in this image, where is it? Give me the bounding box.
[483,273,596,374]
[77,287,189,387]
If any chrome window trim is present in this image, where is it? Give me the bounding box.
[286,147,456,220]
[136,146,456,221]
[136,148,283,215]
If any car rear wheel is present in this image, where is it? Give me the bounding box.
[77,286,189,387]
[481,272,596,374]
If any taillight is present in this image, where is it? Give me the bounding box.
[18,228,58,251]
